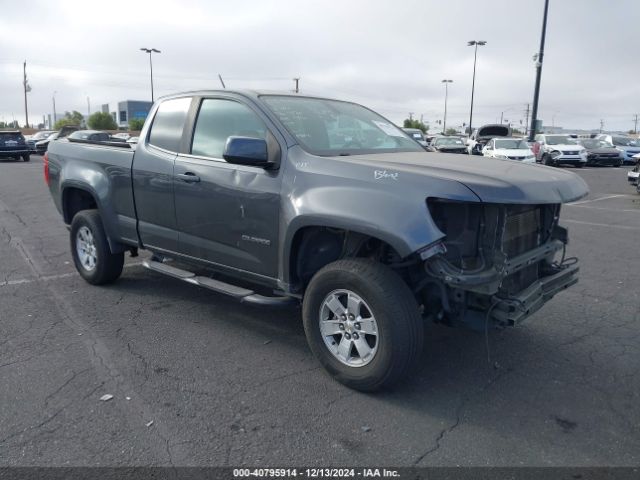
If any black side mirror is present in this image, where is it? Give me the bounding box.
[223,136,272,168]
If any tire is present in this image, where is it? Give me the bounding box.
[302,258,424,392]
[575,163,584,168]
[22,154,30,162]
[70,210,124,285]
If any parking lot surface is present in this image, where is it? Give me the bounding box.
[1,157,639,466]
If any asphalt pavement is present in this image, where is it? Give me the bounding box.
[0,157,638,467]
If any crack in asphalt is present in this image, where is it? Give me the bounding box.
[412,366,513,466]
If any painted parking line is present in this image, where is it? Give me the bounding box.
[568,194,626,206]
[563,219,640,231]
[0,262,144,288]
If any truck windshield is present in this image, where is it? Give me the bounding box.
[261,95,423,156]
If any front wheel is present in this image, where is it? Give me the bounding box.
[70,210,124,285]
[22,154,30,162]
[542,154,554,166]
[302,259,424,392]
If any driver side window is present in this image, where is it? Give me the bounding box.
[191,99,268,160]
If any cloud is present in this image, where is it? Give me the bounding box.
[1,0,638,132]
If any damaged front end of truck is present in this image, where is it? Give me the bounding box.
[417,199,579,330]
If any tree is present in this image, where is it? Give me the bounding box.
[54,111,85,129]
[128,118,145,131]
[445,128,458,135]
[403,118,429,133]
[88,112,117,130]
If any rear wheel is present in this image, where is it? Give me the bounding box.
[542,153,555,166]
[302,258,424,392]
[70,210,124,285]
[22,154,30,162]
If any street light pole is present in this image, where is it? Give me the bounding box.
[52,91,57,126]
[140,48,161,102]
[467,40,486,137]
[442,79,453,134]
[528,0,550,141]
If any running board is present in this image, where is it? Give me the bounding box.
[142,260,296,307]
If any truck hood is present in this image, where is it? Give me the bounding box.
[334,151,589,204]
[475,124,511,140]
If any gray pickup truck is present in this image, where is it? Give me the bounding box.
[46,90,588,391]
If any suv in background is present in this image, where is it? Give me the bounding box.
[533,134,587,167]
[0,130,30,162]
[595,134,640,165]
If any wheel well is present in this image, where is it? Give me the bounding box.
[63,187,98,224]
[289,227,404,290]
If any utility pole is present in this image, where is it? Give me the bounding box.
[633,114,638,134]
[87,96,91,116]
[218,74,226,89]
[600,119,604,133]
[293,78,300,93]
[409,112,414,121]
[529,0,550,141]
[23,61,30,128]
[524,103,530,136]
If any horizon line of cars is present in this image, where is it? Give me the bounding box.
[402,124,640,169]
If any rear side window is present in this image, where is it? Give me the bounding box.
[148,97,191,152]
[191,99,267,159]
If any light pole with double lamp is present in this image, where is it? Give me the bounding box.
[467,40,486,138]
[441,79,453,134]
[140,48,161,103]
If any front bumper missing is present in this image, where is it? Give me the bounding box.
[428,239,566,295]
[427,237,580,326]
[491,263,579,326]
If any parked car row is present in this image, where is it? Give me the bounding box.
[10,128,139,161]
[401,124,636,170]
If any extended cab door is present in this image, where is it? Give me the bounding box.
[132,96,192,252]
[173,96,283,278]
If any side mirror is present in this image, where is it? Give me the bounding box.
[223,136,272,168]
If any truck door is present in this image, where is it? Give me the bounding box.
[173,96,282,278]
[132,96,192,252]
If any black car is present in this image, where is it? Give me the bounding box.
[35,131,59,154]
[68,130,111,142]
[577,138,623,167]
[35,125,81,154]
[0,130,30,162]
[428,136,467,154]
[27,130,57,152]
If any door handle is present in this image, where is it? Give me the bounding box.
[176,172,201,183]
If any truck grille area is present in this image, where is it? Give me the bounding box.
[426,199,560,294]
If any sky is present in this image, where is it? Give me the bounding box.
[0,0,638,132]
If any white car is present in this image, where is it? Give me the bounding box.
[628,153,639,190]
[534,134,588,167]
[482,138,536,163]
